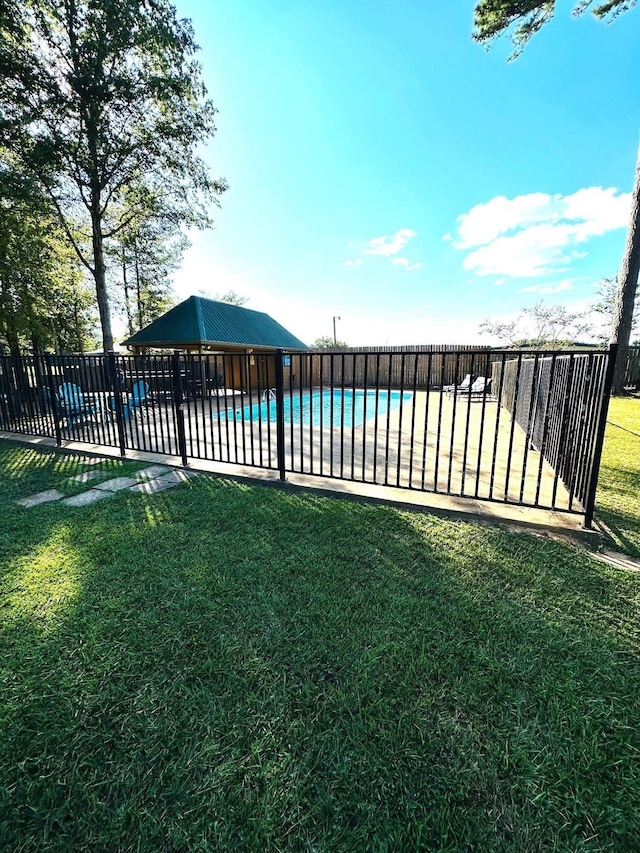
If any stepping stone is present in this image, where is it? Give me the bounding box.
[93,476,140,492]
[17,489,64,508]
[129,476,180,495]
[62,489,114,507]
[132,464,173,480]
[70,470,107,483]
[157,469,198,484]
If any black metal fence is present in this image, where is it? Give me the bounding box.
[0,346,616,526]
[625,346,640,390]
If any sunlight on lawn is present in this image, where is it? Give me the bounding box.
[5,524,86,631]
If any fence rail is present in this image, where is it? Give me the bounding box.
[0,346,615,526]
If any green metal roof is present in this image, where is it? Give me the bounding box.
[123,296,308,350]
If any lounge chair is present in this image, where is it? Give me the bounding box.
[444,374,472,397]
[458,376,492,399]
[111,379,149,421]
[42,386,64,426]
[57,382,98,428]
[207,373,225,395]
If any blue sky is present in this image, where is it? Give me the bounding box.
[168,0,640,346]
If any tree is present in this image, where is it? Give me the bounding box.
[0,153,96,355]
[473,0,639,392]
[473,0,633,56]
[0,0,226,352]
[109,194,188,336]
[610,147,640,391]
[313,336,349,349]
[480,300,590,347]
[218,290,249,306]
[591,275,639,342]
[198,289,250,306]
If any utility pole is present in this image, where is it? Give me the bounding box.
[333,315,341,346]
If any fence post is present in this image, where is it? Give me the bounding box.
[108,352,127,457]
[44,353,62,447]
[171,350,188,467]
[583,343,618,529]
[275,349,286,480]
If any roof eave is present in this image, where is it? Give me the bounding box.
[126,339,308,351]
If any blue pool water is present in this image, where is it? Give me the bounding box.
[220,389,413,429]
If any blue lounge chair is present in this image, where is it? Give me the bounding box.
[57,382,98,428]
[41,386,64,425]
[112,380,149,421]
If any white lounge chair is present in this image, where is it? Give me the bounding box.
[444,374,472,397]
[459,376,492,399]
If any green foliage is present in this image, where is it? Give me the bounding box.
[108,187,188,335]
[0,0,227,349]
[313,335,349,349]
[0,153,96,353]
[480,300,591,346]
[591,275,640,344]
[473,0,636,54]
[217,290,250,306]
[196,289,250,306]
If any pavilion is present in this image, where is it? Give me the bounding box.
[122,295,308,392]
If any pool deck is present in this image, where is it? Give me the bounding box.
[175,388,578,512]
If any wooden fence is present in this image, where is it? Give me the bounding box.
[306,346,490,389]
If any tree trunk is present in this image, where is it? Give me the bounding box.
[610,144,640,394]
[73,297,84,354]
[134,241,143,329]
[90,193,114,353]
[122,248,134,336]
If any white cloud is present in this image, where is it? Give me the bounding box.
[344,258,362,267]
[365,228,417,257]
[391,257,422,271]
[456,192,553,249]
[453,186,630,278]
[517,280,575,294]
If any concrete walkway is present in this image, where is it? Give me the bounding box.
[16,460,198,509]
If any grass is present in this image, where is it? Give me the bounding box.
[596,395,640,556]
[0,426,640,851]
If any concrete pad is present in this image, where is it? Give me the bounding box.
[70,470,107,483]
[592,550,640,573]
[62,489,114,507]
[129,476,180,494]
[157,469,198,484]
[93,476,140,492]
[16,489,64,508]
[132,464,173,480]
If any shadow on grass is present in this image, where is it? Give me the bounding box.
[2,446,640,851]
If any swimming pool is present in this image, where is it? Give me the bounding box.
[220,389,413,429]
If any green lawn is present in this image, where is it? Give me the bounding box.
[596,395,640,557]
[1,410,640,852]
